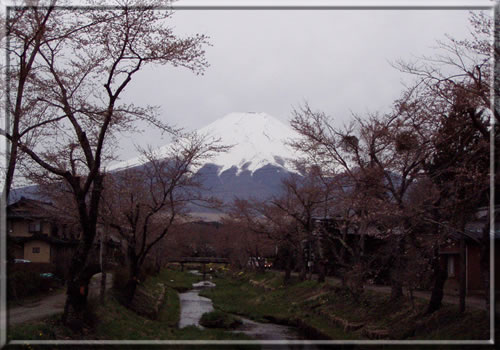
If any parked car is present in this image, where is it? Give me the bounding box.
[40,272,64,286]
[14,259,31,263]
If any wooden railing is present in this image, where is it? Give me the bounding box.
[167,257,229,278]
[169,257,229,264]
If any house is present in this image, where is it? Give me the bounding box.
[7,197,79,264]
[7,197,123,277]
[439,206,499,295]
[309,206,497,298]
[309,216,387,279]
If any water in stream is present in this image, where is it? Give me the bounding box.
[178,271,215,328]
[178,271,320,348]
[178,288,214,329]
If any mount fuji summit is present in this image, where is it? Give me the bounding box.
[193,112,301,202]
[194,112,300,174]
[113,112,302,204]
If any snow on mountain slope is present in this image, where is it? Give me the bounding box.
[110,112,301,174]
[196,112,300,173]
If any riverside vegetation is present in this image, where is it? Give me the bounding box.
[8,267,253,346]
[8,265,490,345]
[200,269,490,341]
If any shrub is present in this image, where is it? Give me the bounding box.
[8,270,42,299]
[199,310,242,329]
[9,262,56,275]
[8,262,65,298]
[39,275,61,292]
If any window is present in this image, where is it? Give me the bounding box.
[447,256,455,277]
[28,221,41,233]
[32,247,40,254]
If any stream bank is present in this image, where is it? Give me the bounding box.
[179,271,320,346]
[199,269,490,341]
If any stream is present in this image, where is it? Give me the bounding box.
[178,280,216,329]
[178,270,320,348]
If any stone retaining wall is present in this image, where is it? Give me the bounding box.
[130,283,166,320]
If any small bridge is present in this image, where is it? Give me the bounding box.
[168,257,229,279]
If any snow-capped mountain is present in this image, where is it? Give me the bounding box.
[11,112,303,207]
[110,112,302,204]
[192,112,301,203]
[111,112,300,175]
[195,112,299,174]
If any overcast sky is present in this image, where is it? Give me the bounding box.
[113,5,488,165]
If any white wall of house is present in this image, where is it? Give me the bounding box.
[24,240,51,263]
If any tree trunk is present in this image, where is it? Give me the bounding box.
[284,267,291,284]
[317,234,326,283]
[62,279,88,330]
[409,288,415,311]
[390,256,404,301]
[125,277,139,304]
[100,224,107,303]
[317,259,326,283]
[479,220,490,312]
[341,269,347,287]
[3,135,19,201]
[459,236,466,313]
[283,245,292,285]
[390,237,404,301]
[426,247,448,315]
[62,174,104,326]
[125,250,140,303]
[62,263,101,330]
[390,279,403,301]
[62,248,93,327]
[297,243,307,281]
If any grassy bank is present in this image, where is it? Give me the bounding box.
[201,270,490,341]
[154,266,200,292]
[8,268,254,345]
[8,267,490,344]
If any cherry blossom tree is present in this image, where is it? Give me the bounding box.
[395,11,493,312]
[2,0,209,325]
[100,135,226,302]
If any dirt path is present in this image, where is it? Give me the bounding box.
[359,281,486,310]
[7,291,66,325]
[6,273,113,326]
[275,270,486,311]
